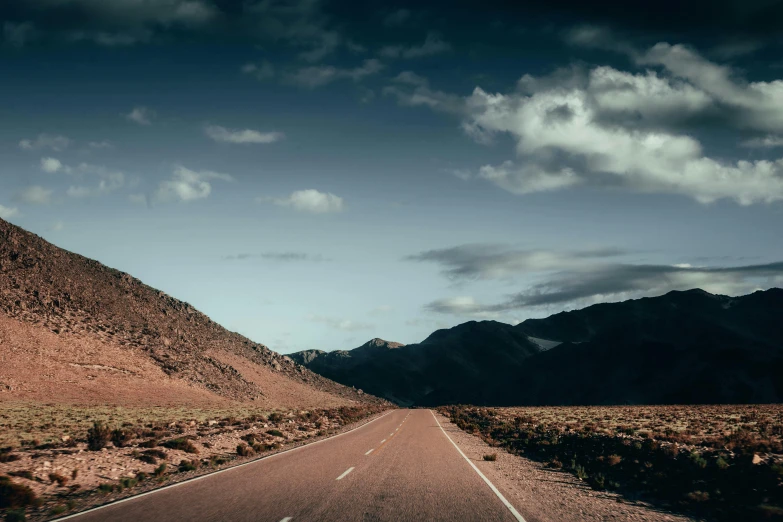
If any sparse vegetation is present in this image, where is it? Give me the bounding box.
[86,421,111,451]
[482,453,497,461]
[236,444,253,457]
[440,405,783,521]
[161,438,198,454]
[0,402,386,519]
[0,476,37,510]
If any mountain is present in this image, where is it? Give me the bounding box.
[291,323,542,405]
[508,288,783,405]
[293,289,783,406]
[0,218,380,409]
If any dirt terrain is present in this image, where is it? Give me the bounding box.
[440,405,783,521]
[0,217,380,408]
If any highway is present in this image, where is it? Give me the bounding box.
[64,409,525,521]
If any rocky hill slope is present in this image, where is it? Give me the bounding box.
[0,218,380,409]
[293,289,783,406]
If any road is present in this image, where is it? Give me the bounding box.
[65,409,525,522]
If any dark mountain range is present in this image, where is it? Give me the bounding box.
[292,289,783,406]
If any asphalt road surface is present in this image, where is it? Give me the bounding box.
[65,409,525,522]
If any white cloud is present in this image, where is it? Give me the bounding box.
[4,22,37,47]
[639,43,783,133]
[40,157,65,173]
[478,162,580,195]
[380,32,451,59]
[424,296,482,315]
[66,164,125,198]
[125,106,155,125]
[88,140,115,150]
[383,72,464,114]
[406,244,627,280]
[0,204,19,219]
[741,135,783,148]
[306,314,374,332]
[286,59,383,88]
[204,125,284,144]
[465,82,783,204]
[270,189,344,213]
[19,134,70,152]
[50,221,65,232]
[15,185,53,205]
[154,165,233,202]
[242,61,275,81]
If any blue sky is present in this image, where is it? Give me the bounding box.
[2,0,783,353]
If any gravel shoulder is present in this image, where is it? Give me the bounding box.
[434,411,700,522]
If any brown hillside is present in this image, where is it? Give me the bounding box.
[0,218,379,409]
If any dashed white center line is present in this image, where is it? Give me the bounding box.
[381,438,386,443]
[336,467,355,481]
[365,448,374,456]
[279,518,293,522]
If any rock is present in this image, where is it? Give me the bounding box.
[43,461,51,468]
[752,454,762,464]
[61,435,71,442]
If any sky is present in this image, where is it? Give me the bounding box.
[2,0,783,353]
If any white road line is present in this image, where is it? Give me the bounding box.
[381,438,386,443]
[430,410,526,522]
[279,518,293,522]
[336,467,355,480]
[54,410,395,521]
[365,449,374,456]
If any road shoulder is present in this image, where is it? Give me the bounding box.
[432,411,699,522]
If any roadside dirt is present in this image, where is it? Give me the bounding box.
[434,411,699,522]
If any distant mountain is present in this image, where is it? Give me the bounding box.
[0,218,380,409]
[292,289,783,406]
[291,323,541,405]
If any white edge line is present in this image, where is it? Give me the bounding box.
[336,466,355,480]
[365,448,374,455]
[279,518,293,522]
[430,410,526,522]
[55,410,396,521]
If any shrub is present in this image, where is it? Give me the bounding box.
[607,454,622,466]
[5,509,26,522]
[87,422,111,451]
[48,473,68,487]
[98,483,114,494]
[178,460,198,472]
[236,444,254,457]
[589,472,606,490]
[162,438,198,454]
[138,454,157,464]
[50,505,66,515]
[266,429,284,437]
[686,491,710,502]
[153,463,167,477]
[139,439,159,448]
[268,412,284,423]
[111,429,134,448]
[119,477,138,489]
[483,453,498,462]
[0,477,38,510]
